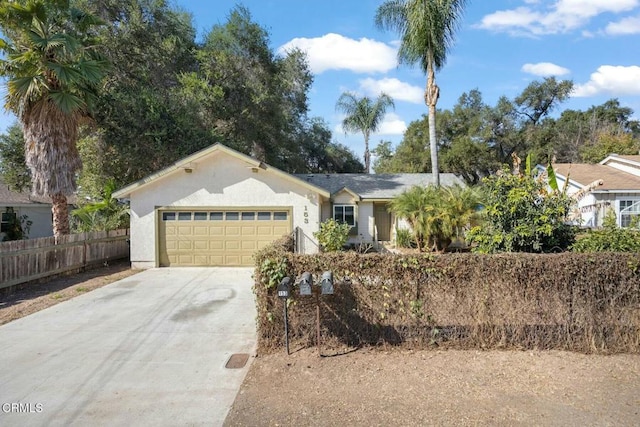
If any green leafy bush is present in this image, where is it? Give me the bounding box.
[2,207,32,241]
[395,227,415,248]
[468,169,575,253]
[572,211,640,252]
[314,218,350,252]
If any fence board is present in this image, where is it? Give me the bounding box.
[0,229,129,289]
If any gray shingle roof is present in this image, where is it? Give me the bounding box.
[294,173,465,199]
[0,180,78,205]
[0,181,51,205]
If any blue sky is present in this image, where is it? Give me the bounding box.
[2,0,640,160]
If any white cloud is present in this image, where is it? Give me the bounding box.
[358,77,423,104]
[573,65,640,97]
[521,62,571,76]
[377,113,408,135]
[278,33,397,74]
[477,0,639,36]
[334,113,407,136]
[606,15,640,34]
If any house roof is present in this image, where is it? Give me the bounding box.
[112,143,331,199]
[295,173,465,200]
[0,181,52,205]
[552,163,640,191]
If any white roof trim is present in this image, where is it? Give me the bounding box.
[600,155,640,167]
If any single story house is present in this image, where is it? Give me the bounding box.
[0,181,55,239]
[113,143,463,268]
[549,154,640,227]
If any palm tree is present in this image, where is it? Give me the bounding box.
[389,184,479,251]
[336,92,395,173]
[376,0,468,186]
[0,0,108,237]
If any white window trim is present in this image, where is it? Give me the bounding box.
[617,197,640,228]
[333,204,357,227]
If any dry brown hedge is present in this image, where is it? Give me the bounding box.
[254,237,640,355]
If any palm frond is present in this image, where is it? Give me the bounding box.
[48,90,85,114]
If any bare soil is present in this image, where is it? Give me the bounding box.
[225,347,640,426]
[2,265,638,426]
[0,260,138,325]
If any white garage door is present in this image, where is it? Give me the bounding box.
[158,209,291,266]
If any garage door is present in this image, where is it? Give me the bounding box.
[158,209,291,266]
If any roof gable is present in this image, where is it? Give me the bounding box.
[551,163,640,191]
[113,143,330,198]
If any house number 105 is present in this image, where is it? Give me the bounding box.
[304,206,309,224]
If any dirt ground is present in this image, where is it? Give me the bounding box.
[225,346,640,427]
[2,266,639,426]
[0,260,137,325]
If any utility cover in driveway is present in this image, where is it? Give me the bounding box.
[225,353,250,369]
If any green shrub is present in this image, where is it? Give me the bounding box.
[468,169,575,253]
[395,227,415,248]
[2,207,32,241]
[313,218,350,252]
[572,211,640,252]
[388,184,480,251]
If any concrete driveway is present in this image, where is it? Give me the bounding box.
[0,268,256,426]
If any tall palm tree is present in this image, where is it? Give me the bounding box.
[336,92,395,174]
[0,0,108,237]
[376,0,468,186]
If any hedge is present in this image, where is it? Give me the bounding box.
[253,237,640,355]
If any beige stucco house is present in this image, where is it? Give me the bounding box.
[550,154,640,227]
[114,144,463,268]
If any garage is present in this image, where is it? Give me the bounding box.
[113,144,328,269]
[158,209,291,266]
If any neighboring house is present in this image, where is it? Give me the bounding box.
[114,143,463,268]
[549,154,640,227]
[0,181,54,239]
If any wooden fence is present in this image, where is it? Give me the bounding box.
[0,229,130,289]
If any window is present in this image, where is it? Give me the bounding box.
[257,211,272,221]
[162,212,176,221]
[620,200,640,228]
[1,210,17,233]
[273,212,288,221]
[178,212,192,221]
[333,205,356,227]
[193,212,208,221]
[241,212,255,221]
[209,212,223,221]
[225,212,239,220]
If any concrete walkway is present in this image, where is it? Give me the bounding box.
[0,268,256,426]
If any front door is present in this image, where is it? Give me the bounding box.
[374,204,391,241]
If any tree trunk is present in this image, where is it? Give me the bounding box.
[425,61,440,187]
[52,193,70,238]
[364,132,371,174]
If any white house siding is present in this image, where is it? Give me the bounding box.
[128,154,321,268]
[0,205,53,239]
[555,176,600,226]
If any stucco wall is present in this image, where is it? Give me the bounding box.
[128,153,322,268]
